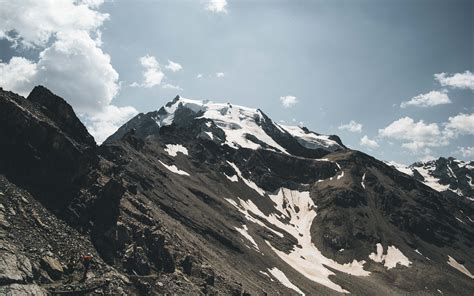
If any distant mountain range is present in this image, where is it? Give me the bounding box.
[0,86,472,295]
[387,158,473,201]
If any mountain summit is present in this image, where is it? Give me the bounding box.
[106,96,345,158]
[0,87,473,295]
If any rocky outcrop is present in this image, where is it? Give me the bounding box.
[0,284,48,296]
[40,256,63,280]
[0,87,98,207]
[0,243,33,285]
[0,87,473,295]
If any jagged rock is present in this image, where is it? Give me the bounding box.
[0,243,33,285]
[116,222,131,249]
[40,256,63,280]
[123,245,150,276]
[0,284,47,296]
[148,232,175,273]
[1,87,474,295]
[181,255,194,275]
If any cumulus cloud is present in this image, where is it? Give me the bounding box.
[338,120,362,133]
[444,113,474,138]
[36,31,119,114]
[85,105,138,144]
[0,0,108,47]
[378,117,444,152]
[280,95,298,108]
[162,83,183,91]
[196,73,203,78]
[0,0,137,144]
[359,135,379,149]
[0,57,38,96]
[206,0,228,13]
[0,31,119,115]
[131,55,165,88]
[456,146,474,158]
[379,114,474,154]
[216,72,225,78]
[434,71,474,91]
[400,90,451,108]
[165,59,182,72]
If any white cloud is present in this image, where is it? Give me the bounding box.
[133,55,165,88]
[165,59,182,72]
[0,0,108,47]
[380,114,474,154]
[0,31,120,115]
[378,117,446,153]
[280,95,298,108]
[35,31,119,114]
[0,57,37,96]
[434,71,474,90]
[162,83,183,91]
[359,135,379,149]
[196,73,203,78]
[338,120,363,133]
[85,105,138,144]
[456,147,474,158]
[420,154,436,162]
[444,113,474,138]
[400,90,451,108]
[0,0,138,144]
[216,72,225,78]
[206,0,228,13]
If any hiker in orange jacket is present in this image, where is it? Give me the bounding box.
[81,253,94,280]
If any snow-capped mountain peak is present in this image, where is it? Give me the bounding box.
[387,157,474,200]
[107,95,345,158]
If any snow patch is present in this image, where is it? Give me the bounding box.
[447,255,474,279]
[227,187,370,293]
[204,131,214,140]
[361,173,366,189]
[267,267,305,296]
[413,167,449,192]
[235,224,259,251]
[227,162,265,196]
[279,124,342,151]
[386,161,414,176]
[164,144,188,157]
[225,198,284,238]
[225,174,238,182]
[158,160,190,176]
[259,271,274,281]
[369,243,411,269]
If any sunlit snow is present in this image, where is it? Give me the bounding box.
[267,267,305,296]
[158,160,190,176]
[447,255,474,279]
[278,124,342,151]
[369,243,411,269]
[226,187,370,293]
[164,144,188,157]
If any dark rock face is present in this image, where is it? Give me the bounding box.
[411,157,474,199]
[0,87,473,295]
[27,86,96,147]
[0,87,98,207]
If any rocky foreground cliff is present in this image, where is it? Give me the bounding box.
[0,86,473,295]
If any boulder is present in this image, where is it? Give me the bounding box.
[0,244,33,285]
[0,284,47,296]
[123,245,150,276]
[40,256,63,280]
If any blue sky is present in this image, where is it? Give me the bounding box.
[0,0,472,164]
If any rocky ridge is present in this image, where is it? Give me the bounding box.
[0,86,473,295]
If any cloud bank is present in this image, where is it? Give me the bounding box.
[0,0,137,144]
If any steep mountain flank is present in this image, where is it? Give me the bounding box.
[0,87,473,295]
